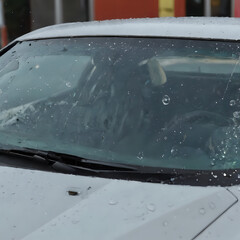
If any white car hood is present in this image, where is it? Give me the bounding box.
[0,166,237,240]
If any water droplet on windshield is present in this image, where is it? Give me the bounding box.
[230,100,236,106]
[170,146,178,156]
[210,160,215,166]
[147,203,156,212]
[65,82,71,88]
[162,95,170,105]
[137,152,144,160]
[233,111,240,118]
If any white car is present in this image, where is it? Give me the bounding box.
[1,17,240,240]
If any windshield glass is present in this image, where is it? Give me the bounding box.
[0,37,240,171]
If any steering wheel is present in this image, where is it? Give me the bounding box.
[159,110,232,151]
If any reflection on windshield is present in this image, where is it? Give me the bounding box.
[0,37,240,171]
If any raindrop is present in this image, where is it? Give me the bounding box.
[109,200,118,205]
[209,202,216,209]
[162,95,171,105]
[230,100,236,106]
[35,64,40,69]
[137,152,144,160]
[65,82,71,88]
[199,208,206,215]
[233,111,240,119]
[210,161,215,166]
[147,203,156,212]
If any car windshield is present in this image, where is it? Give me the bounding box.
[0,37,239,171]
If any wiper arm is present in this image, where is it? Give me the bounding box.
[0,147,196,182]
[0,147,227,187]
[0,148,139,174]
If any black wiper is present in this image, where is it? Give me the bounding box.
[0,147,196,182]
[0,147,139,174]
[0,147,237,187]
[0,147,186,180]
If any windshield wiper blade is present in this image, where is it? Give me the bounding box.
[0,147,196,181]
[0,147,139,174]
[0,147,225,186]
[0,147,233,186]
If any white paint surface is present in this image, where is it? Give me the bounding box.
[0,166,237,240]
[196,186,240,240]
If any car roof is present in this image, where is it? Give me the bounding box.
[17,17,240,41]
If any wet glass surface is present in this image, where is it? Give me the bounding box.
[0,37,240,170]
